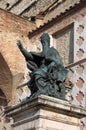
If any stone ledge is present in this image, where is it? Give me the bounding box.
[5,95,86,119]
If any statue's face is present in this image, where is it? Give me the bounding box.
[40,33,50,47]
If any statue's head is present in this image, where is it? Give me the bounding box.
[40,33,50,47]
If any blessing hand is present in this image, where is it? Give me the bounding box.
[17,40,23,49]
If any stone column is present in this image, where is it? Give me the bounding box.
[5,95,86,130]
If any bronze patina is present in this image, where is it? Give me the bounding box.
[17,33,68,100]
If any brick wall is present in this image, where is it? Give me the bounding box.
[0,9,36,105]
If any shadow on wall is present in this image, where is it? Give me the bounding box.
[0,53,12,105]
[0,89,7,107]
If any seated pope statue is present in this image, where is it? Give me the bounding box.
[17,33,68,100]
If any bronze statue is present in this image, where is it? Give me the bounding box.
[17,33,68,100]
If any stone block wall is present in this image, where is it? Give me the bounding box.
[53,27,74,66]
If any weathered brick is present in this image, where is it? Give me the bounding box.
[0,9,36,105]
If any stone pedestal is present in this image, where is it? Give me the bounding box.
[5,95,86,130]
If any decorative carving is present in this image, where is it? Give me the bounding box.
[76,36,84,46]
[76,64,84,75]
[76,91,84,103]
[76,48,84,59]
[76,25,84,34]
[76,77,84,89]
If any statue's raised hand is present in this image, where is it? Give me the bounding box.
[17,40,23,49]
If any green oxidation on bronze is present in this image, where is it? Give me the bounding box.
[17,33,68,100]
